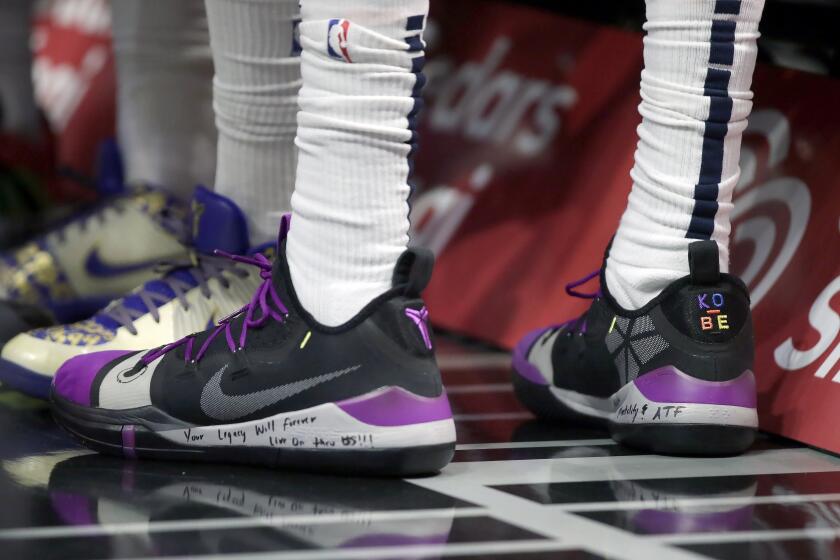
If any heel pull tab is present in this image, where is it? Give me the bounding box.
[393,247,435,297]
[689,240,720,285]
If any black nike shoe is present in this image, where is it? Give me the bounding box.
[512,240,757,456]
[50,216,456,476]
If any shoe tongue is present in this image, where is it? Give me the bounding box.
[190,186,250,255]
[267,214,292,296]
[276,213,291,248]
[270,239,297,306]
[392,247,435,296]
[688,240,720,284]
[94,138,125,197]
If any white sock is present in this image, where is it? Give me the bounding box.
[606,0,765,309]
[204,0,301,244]
[0,0,38,137]
[111,0,216,200]
[287,0,428,326]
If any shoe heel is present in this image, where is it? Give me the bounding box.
[611,424,756,456]
[609,366,758,456]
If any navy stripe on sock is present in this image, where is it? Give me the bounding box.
[709,20,736,65]
[715,0,741,15]
[686,2,740,240]
[406,14,424,31]
[406,35,424,53]
[405,16,426,195]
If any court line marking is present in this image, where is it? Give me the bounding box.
[0,507,487,540]
[549,492,840,512]
[446,383,513,394]
[456,439,615,450]
[411,476,705,560]
[117,540,582,560]
[437,448,840,485]
[652,527,840,545]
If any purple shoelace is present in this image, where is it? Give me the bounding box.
[558,269,602,334]
[140,250,287,366]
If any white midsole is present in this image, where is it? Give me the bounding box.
[550,381,758,428]
[156,402,456,450]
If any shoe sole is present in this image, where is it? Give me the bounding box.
[512,363,757,456]
[0,358,52,399]
[51,390,456,477]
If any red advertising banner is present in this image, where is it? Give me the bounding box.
[412,1,840,452]
[33,0,115,181]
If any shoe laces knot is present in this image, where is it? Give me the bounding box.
[559,269,601,335]
[139,250,287,366]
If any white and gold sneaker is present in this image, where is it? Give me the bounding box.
[0,187,266,398]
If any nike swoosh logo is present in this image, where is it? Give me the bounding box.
[85,248,162,278]
[200,363,362,422]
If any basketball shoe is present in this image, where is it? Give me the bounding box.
[0,140,126,347]
[50,216,455,475]
[0,187,264,399]
[512,240,757,456]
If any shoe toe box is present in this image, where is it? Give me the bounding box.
[53,350,135,406]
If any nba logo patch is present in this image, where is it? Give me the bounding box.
[327,18,352,62]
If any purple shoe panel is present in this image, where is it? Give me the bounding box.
[53,350,134,406]
[511,326,555,386]
[337,386,452,427]
[633,366,756,409]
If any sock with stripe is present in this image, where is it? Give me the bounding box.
[204,0,301,244]
[112,0,216,200]
[0,0,38,137]
[286,0,428,326]
[605,0,766,309]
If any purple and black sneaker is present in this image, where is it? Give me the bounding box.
[49,216,455,476]
[512,240,757,456]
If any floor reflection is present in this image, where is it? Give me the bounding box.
[43,454,465,554]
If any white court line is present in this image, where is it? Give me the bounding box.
[435,448,840,485]
[446,383,513,395]
[652,527,840,545]
[0,507,486,541]
[437,354,511,370]
[404,448,840,559]
[119,540,580,560]
[550,492,840,513]
[453,412,533,422]
[411,477,706,560]
[456,439,614,451]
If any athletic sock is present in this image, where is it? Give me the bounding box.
[605,0,765,309]
[286,0,428,326]
[204,0,301,244]
[111,0,215,200]
[0,0,38,138]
